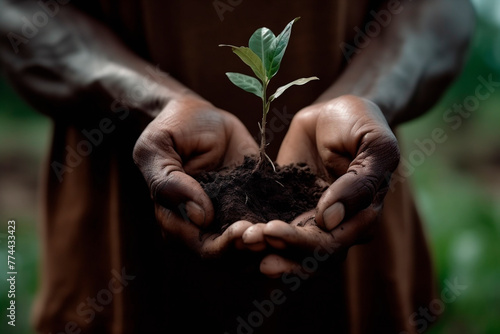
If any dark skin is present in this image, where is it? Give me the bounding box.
[0,0,475,276]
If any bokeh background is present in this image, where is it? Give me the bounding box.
[0,1,499,333]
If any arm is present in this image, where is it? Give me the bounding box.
[253,0,475,276]
[318,0,475,126]
[0,0,188,127]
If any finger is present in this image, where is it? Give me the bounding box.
[242,223,267,252]
[199,220,255,257]
[316,133,399,230]
[260,254,301,278]
[329,204,380,247]
[156,205,202,248]
[134,132,214,227]
[265,220,295,249]
[260,210,316,249]
[231,220,257,250]
[156,205,251,258]
[179,111,259,171]
[157,170,214,228]
[263,220,294,250]
[276,109,319,170]
[264,206,378,256]
[264,220,338,254]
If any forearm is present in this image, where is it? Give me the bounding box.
[317,0,475,127]
[0,0,192,128]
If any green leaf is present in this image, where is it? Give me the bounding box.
[225,72,263,98]
[220,44,266,82]
[267,17,300,78]
[248,28,275,77]
[269,76,319,101]
[232,47,266,83]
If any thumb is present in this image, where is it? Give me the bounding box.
[152,170,214,227]
[315,137,399,231]
[133,132,214,227]
[315,173,375,230]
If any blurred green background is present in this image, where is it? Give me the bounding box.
[0,1,499,333]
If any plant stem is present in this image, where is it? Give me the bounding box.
[259,80,269,167]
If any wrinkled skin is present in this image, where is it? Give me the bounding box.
[133,96,260,258]
[133,94,400,275]
[244,95,400,276]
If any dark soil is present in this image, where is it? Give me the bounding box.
[196,156,328,233]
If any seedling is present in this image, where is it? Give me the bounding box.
[220,17,318,170]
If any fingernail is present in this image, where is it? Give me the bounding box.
[323,202,345,230]
[185,201,205,226]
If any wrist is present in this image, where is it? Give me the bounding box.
[87,63,198,132]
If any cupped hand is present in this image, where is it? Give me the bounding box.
[255,95,400,276]
[133,95,259,258]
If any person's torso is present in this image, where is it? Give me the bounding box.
[76,0,377,155]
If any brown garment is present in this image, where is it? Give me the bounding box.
[32,1,436,333]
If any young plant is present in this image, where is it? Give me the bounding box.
[220,17,318,170]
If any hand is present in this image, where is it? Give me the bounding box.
[251,95,400,276]
[133,95,259,258]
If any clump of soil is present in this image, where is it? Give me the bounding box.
[196,156,328,233]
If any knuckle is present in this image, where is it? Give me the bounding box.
[132,128,158,167]
[342,173,378,213]
[292,109,309,125]
[149,176,164,202]
[292,107,317,128]
[358,174,378,205]
[383,135,401,170]
[132,138,148,167]
[366,131,401,172]
[149,171,175,203]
